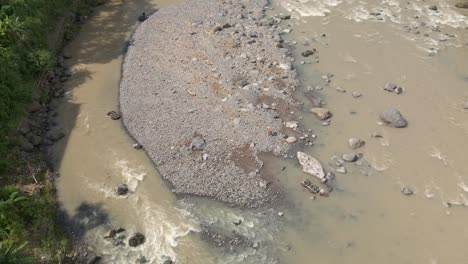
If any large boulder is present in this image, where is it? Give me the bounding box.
[380,108,408,128]
[297,152,325,181]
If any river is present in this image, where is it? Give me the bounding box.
[50,0,468,263]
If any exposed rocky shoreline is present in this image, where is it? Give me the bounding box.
[120,0,307,207]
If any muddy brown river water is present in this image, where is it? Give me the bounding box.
[50,0,468,263]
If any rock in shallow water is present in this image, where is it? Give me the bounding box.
[380,108,408,128]
[348,138,365,149]
[310,108,332,120]
[116,184,129,195]
[401,186,414,196]
[456,1,468,8]
[129,232,145,247]
[297,152,325,181]
[342,153,358,162]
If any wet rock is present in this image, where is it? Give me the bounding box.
[348,138,365,149]
[401,186,414,196]
[428,5,438,11]
[383,83,403,94]
[297,152,325,181]
[112,238,124,246]
[285,136,297,143]
[19,122,31,135]
[116,227,126,233]
[301,49,316,57]
[336,167,346,174]
[162,260,173,264]
[30,135,42,146]
[116,184,129,196]
[138,12,148,22]
[351,91,362,98]
[47,128,65,142]
[280,14,291,20]
[301,180,326,196]
[129,232,145,247]
[104,229,117,238]
[342,153,358,162]
[336,87,346,93]
[191,136,206,150]
[233,219,242,226]
[107,111,122,120]
[455,2,468,8]
[86,255,101,264]
[133,143,143,149]
[310,108,332,120]
[21,141,35,152]
[380,108,408,128]
[136,256,148,263]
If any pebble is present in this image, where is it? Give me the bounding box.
[342,153,358,162]
[285,136,298,143]
[252,242,260,249]
[310,108,332,120]
[116,184,129,195]
[348,138,365,149]
[401,186,414,196]
[351,91,362,98]
[336,167,347,174]
[202,153,209,161]
[383,82,403,94]
[336,87,346,93]
[278,211,284,216]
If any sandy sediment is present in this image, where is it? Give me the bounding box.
[120,0,301,207]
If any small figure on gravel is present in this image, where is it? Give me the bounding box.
[138,12,148,22]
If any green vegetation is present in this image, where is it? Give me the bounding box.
[0,0,105,262]
[0,184,68,263]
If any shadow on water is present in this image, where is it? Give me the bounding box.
[48,0,162,241]
[57,202,109,239]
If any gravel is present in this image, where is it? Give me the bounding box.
[120,0,299,207]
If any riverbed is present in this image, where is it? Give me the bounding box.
[50,0,468,263]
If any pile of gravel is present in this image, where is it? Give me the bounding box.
[120,0,300,207]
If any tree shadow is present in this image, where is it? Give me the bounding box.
[57,202,109,239]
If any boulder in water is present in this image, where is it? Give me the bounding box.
[380,108,408,128]
[129,232,145,247]
[310,108,332,120]
[297,152,325,181]
[116,184,129,196]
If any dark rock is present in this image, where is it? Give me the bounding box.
[129,232,145,247]
[233,219,242,226]
[86,255,101,264]
[401,186,414,196]
[301,49,316,57]
[213,26,223,33]
[116,184,129,196]
[380,108,408,128]
[137,256,148,263]
[222,23,232,29]
[116,227,125,233]
[47,128,65,141]
[162,259,173,264]
[112,238,124,246]
[30,135,42,146]
[133,143,143,149]
[138,12,148,22]
[21,141,35,152]
[456,2,468,8]
[280,14,291,20]
[107,111,121,120]
[104,229,117,238]
[428,5,438,11]
[191,136,206,150]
